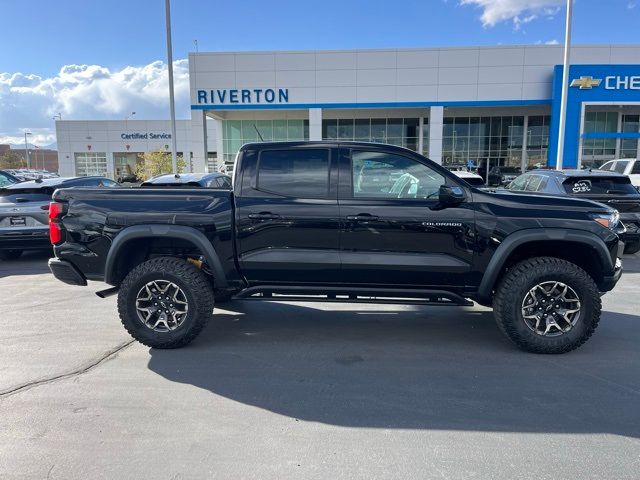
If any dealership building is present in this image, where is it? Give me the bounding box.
[56,44,640,178]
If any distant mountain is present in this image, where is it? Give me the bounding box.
[8,142,57,150]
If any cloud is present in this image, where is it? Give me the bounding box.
[459,0,565,27]
[0,59,190,146]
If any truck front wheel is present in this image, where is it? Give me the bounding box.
[493,256,601,354]
[117,257,215,349]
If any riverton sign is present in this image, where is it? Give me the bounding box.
[196,88,289,105]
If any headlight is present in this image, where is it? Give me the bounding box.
[590,211,620,229]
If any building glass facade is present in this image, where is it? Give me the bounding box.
[442,116,525,171]
[581,111,618,167]
[222,119,309,165]
[621,114,640,159]
[526,115,551,169]
[322,118,421,152]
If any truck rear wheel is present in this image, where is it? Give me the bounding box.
[493,256,601,354]
[117,257,215,349]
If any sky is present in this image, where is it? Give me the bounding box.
[0,0,638,146]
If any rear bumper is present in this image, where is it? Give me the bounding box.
[0,228,50,250]
[48,258,87,286]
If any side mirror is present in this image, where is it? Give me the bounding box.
[432,184,466,210]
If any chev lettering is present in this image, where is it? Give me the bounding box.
[197,88,289,105]
[605,76,640,90]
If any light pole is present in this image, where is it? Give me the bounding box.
[165,0,178,174]
[24,131,32,169]
[556,0,574,170]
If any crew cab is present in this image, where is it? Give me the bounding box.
[48,142,624,353]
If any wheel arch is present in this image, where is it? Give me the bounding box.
[477,229,614,305]
[104,224,228,288]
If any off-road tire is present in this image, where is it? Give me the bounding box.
[117,256,215,349]
[493,256,601,354]
[623,242,640,255]
[0,249,23,261]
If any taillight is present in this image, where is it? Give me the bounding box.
[48,202,64,221]
[49,202,65,245]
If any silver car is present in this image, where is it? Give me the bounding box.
[0,176,118,260]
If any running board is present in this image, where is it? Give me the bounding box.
[235,286,473,306]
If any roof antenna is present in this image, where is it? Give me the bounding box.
[253,124,264,142]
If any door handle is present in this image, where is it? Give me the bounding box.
[346,214,379,222]
[248,212,281,220]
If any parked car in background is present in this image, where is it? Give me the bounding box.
[505,169,640,254]
[451,170,485,186]
[0,176,118,260]
[599,159,640,188]
[488,165,521,186]
[140,172,232,188]
[0,170,21,187]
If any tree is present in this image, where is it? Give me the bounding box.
[135,149,186,181]
[0,150,26,169]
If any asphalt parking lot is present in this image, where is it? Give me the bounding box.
[1,252,639,479]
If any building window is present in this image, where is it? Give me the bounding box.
[222,119,309,167]
[581,111,618,167]
[621,114,640,159]
[74,152,107,177]
[526,115,551,170]
[442,116,524,172]
[113,152,141,181]
[322,118,420,152]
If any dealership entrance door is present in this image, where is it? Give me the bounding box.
[579,105,640,169]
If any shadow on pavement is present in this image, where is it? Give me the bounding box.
[147,300,640,437]
[0,250,51,278]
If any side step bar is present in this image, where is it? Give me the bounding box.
[235,285,473,306]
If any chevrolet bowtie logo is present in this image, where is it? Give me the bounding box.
[570,76,602,89]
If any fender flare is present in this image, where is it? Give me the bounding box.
[476,228,613,304]
[104,224,228,288]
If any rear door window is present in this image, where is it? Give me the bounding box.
[631,161,640,175]
[256,149,330,198]
[562,176,639,195]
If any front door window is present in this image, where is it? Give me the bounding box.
[351,150,444,200]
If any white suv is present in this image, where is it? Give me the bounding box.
[599,159,640,188]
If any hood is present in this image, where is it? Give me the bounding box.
[485,189,615,214]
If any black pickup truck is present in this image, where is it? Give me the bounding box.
[48,142,624,353]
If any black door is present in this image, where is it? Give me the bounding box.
[236,145,341,284]
[338,147,475,287]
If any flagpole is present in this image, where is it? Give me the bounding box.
[556,0,574,170]
[165,0,178,174]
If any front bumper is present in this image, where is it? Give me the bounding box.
[48,258,87,286]
[0,228,50,251]
[600,257,623,292]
